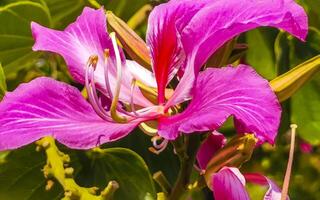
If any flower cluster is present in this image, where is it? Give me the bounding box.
[0,0,308,199]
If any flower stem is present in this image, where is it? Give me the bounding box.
[36,136,118,200]
[169,135,201,200]
[87,0,101,9]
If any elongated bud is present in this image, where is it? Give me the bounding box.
[204,134,257,188]
[107,11,152,69]
[270,55,320,102]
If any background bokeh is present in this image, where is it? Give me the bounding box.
[0,0,319,199]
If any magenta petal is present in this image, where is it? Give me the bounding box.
[167,0,308,107]
[0,78,140,150]
[146,0,210,103]
[31,7,152,107]
[196,131,226,170]
[159,65,281,143]
[245,173,289,200]
[32,7,110,84]
[212,167,250,200]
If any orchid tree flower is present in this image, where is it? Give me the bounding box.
[0,0,307,150]
[196,132,289,200]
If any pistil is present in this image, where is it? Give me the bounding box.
[109,32,128,123]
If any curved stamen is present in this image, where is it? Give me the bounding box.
[148,136,168,155]
[130,78,142,117]
[89,64,112,115]
[109,32,128,123]
[103,49,114,100]
[85,55,112,121]
[152,136,168,149]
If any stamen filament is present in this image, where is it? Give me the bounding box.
[281,124,297,200]
[130,78,141,117]
[103,49,114,100]
[109,32,128,123]
[149,136,168,155]
[138,120,158,136]
[85,56,112,121]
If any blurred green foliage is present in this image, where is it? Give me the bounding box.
[0,0,319,199]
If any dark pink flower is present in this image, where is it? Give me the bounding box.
[0,0,308,150]
[300,139,313,153]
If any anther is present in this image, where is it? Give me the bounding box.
[88,55,98,70]
[45,180,55,191]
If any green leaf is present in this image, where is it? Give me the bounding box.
[245,28,277,79]
[83,148,156,200]
[41,0,86,28]
[0,1,51,74]
[291,75,320,145]
[290,28,320,144]
[0,145,156,200]
[0,145,64,200]
[100,0,149,21]
[0,64,6,98]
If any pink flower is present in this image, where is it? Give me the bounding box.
[300,139,313,153]
[0,0,307,150]
[197,133,289,200]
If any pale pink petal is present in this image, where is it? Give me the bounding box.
[212,167,250,200]
[159,65,281,143]
[32,7,152,107]
[126,60,157,88]
[0,77,140,150]
[245,173,289,200]
[196,131,226,169]
[166,0,308,107]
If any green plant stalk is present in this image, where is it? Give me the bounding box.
[36,136,118,200]
[153,171,172,195]
[87,0,101,9]
[169,135,201,200]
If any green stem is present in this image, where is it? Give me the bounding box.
[169,135,201,200]
[36,137,118,200]
[87,0,101,9]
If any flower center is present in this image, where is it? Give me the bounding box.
[84,33,164,124]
